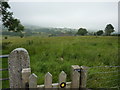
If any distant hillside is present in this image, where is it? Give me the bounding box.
[2,24,77,36]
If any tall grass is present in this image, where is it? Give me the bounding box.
[2,36,119,88]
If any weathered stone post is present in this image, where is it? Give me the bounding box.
[8,48,30,88]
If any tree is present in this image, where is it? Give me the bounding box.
[105,24,114,36]
[76,28,88,36]
[96,30,104,36]
[1,1,24,33]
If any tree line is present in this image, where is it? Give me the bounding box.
[76,24,115,36]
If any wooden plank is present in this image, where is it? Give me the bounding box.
[52,83,58,88]
[37,82,71,88]
[44,72,52,88]
[29,73,37,88]
[80,66,88,88]
[59,71,67,88]
[71,71,80,88]
[22,68,31,88]
[66,82,71,88]
[37,85,44,88]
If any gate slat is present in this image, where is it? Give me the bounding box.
[45,72,52,88]
[59,71,67,88]
[71,70,80,88]
[29,73,37,88]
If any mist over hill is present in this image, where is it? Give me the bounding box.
[1,24,77,36]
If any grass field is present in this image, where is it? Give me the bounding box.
[1,36,120,88]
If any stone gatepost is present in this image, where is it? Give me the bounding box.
[8,48,30,88]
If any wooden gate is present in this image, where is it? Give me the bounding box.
[7,48,88,88]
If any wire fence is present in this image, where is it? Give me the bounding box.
[88,70,120,75]
[0,55,9,82]
[87,65,120,88]
[96,74,120,80]
[89,66,120,68]
[87,74,120,82]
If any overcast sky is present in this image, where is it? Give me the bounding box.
[9,2,118,31]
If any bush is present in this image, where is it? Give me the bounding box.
[4,36,8,39]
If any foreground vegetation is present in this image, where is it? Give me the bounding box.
[1,36,120,88]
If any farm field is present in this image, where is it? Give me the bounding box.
[1,36,120,88]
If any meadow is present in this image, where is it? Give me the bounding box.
[1,36,120,88]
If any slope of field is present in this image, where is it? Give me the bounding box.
[2,36,119,88]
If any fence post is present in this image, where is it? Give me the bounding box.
[80,66,88,88]
[8,48,30,88]
[71,65,80,88]
[71,65,80,79]
[22,68,31,88]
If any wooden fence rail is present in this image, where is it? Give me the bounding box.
[3,48,88,89]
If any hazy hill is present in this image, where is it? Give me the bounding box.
[1,24,77,36]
